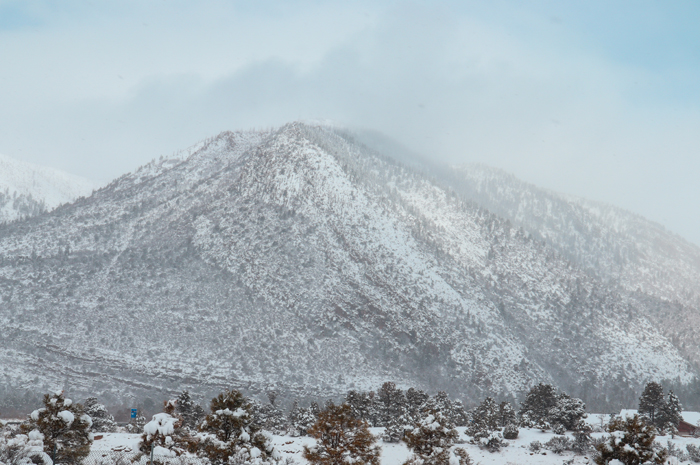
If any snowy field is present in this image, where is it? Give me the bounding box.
[89,426,700,465]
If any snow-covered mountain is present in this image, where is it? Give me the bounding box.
[0,153,95,222]
[0,123,697,411]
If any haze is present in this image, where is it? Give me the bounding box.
[1,1,699,245]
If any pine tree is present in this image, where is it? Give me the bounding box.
[467,397,499,440]
[197,389,278,465]
[176,390,203,430]
[377,382,407,427]
[594,414,666,465]
[138,400,195,458]
[548,393,587,431]
[21,391,92,464]
[497,401,516,427]
[303,403,380,465]
[638,382,666,430]
[403,409,465,465]
[519,383,557,429]
[405,388,429,422]
[83,397,117,433]
[660,390,683,434]
[1,423,50,464]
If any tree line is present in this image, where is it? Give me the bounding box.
[0,381,689,465]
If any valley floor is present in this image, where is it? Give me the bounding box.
[90,425,700,465]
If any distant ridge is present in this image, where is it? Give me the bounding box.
[0,153,95,222]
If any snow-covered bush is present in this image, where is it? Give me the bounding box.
[403,410,459,464]
[687,443,700,463]
[502,424,518,440]
[0,426,51,465]
[593,414,666,465]
[138,408,194,458]
[303,403,379,465]
[21,391,92,464]
[544,436,570,454]
[479,431,504,453]
[383,415,411,443]
[286,400,316,436]
[198,389,279,465]
[83,397,117,432]
[571,430,592,455]
[552,423,566,435]
[663,440,688,462]
[528,440,542,453]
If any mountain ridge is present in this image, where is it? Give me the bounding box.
[0,122,697,411]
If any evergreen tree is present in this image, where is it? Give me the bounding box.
[138,400,195,457]
[403,409,467,464]
[383,414,412,443]
[497,401,516,427]
[467,397,499,440]
[594,414,666,465]
[176,390,204,430]
[377,382,407,427]
[345,391,377,426]
[197,389,278,465]
[303,403,380,465]
[548,393,587,431]
[638,382,666,430]
[288,400,317,436]
[21,391,92,464]
[519,383,557,428]
[83,397,117,433]
[406,388,429,417]
[660,390,683,433]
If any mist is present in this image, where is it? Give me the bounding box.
[1,1,699,244]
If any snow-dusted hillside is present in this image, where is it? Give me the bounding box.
[448,164,700,368]
[0,123,697,411]
[0,153,95,222]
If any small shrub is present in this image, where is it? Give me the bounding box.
[571,430,591,455]
[666,440,688,462]
[544,436,571,454]
[529,441,542,453]
[478,431,505,453]
[502,424,518,440]
[552,423,566,435]
[687,443,700,463]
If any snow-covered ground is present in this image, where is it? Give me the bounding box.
[89,426,700,465]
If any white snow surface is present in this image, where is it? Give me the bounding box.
[57,410,75,426]
[0,152,95,219]
[89,426,700,465]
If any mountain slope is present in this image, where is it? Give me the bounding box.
[0,153,95,222]
[0,124,695,410]
[448,164,700,368]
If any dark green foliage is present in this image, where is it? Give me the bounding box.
[83,397,116,433]
[176,390,204,430]
[467,397,499,440]
[403,410,460,464]
[638,382,666,430]
[303,404,380,465]
[198,389,277,465]
[288,399,317,436]
[519,383,586,431]
[138,400,195,457]
[497,401,516,427]
[22,391,92,464]
[661,390,683,433]
[377,382,407,427]
[519,383,558,428]
[594,414,667,465]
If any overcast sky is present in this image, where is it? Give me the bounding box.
[1,1,699,245]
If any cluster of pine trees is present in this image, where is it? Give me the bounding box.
[0,380,689,465]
